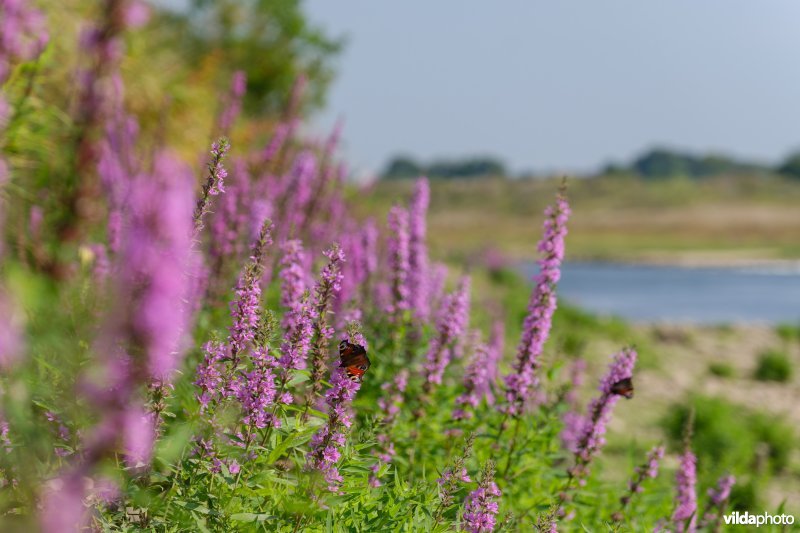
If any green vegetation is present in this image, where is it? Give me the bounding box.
[2,1,799,530]
[383,155,508,180]
[362,175,800,263]
[753,350,794,383]
[662,396,796,509]
[708,362,735,378]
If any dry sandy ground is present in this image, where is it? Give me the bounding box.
[633,324,799,425]
[599,323,800,511]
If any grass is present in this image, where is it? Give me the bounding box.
[361,175,800,264]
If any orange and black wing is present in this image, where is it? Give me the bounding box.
[610,377,634,399]
[339,340,370,383]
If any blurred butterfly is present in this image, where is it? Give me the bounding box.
[610,377,634,399]
[339,339,370,383]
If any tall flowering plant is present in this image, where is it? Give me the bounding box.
[422,276,471,395]
[503,191,570,416]
[41,152,196,531]
[462,460,502,533]
[307,328,367,492]
[386,206,411,319]
[408,178,430,320]
[308,244,345,399]
[567,347,637,482]
[672,448,698,532]
[613,445,665,522]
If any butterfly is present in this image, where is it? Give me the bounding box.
[339,339,370,383]
[610,377,634,399]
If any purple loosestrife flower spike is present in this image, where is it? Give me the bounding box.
[434,433,475,525]
[559,359,587,451]
[234,346,278,429]
[386,206,411,317]
[209,168,242,262]
[462,461,502,533]
[503,192,570,416]
[123,152,196,381]
[700,474,735,529]
[564,358,586,408]
[228,219,273,361]
[408,177,430,319]
[308,244,345,397]
[569,348,637,480]
[97,113,138,254]
[42,151,196,531]
[218,70,246,133]
[262,122,290,163]
[0,0,48,85]
[278,291,315,373]
[306,351,363,492]
[355,218,379,305]
[278,150,316,243]
[454,332,496,420]
[672,448,698,533]
[708,474,735,507]
[613,445,665,521]
[422,276,471,395]
[0,0,47,368]
[195,341,227,411]
[279,239,309,331]
[193,138,230,235]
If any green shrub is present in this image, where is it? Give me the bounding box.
[753,350,793,382]
[708,361,735,378]
[662,396,794,478]
[775,323,800,343]
[729,479,759,512]
[750,414,793,474]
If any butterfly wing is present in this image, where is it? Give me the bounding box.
[610,377,634,399]
[339,340,370,383]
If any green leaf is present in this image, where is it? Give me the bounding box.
[230,512,275,522]
[268,426,317,463]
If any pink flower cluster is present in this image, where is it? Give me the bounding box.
[307,351,362,491]
[423,276,471,391]
[672,449,698,533]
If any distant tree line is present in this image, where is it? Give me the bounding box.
[607,147,800,180]
[382,147,800,180]
[382,155,507,179]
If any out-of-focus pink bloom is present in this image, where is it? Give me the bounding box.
[454,332,497,420]
[0,296,22,369]
[218,70,247,133]
[123,407,154,467]
[386,206,411,316]
[40,472,88,533]
[408,178,430,319]
[422,277,470,392]
[279,239,309,331]
[672,449,698,532]
[123,1,150,28]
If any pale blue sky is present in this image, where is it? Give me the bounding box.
[304,1,800,176]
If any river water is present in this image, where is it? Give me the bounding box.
[519,261,800,324]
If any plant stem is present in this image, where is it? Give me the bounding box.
[502,417,522,478]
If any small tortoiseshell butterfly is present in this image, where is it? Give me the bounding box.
[610,377,634,399]
[339,339,370,383]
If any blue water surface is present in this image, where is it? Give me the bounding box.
[519,262,800,324]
